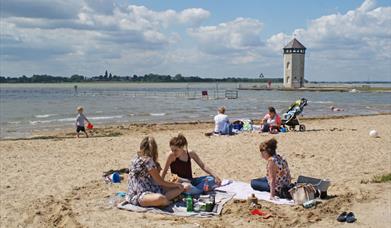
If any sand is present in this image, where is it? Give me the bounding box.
[0,114,390,227]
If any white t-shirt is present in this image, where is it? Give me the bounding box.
[76,113,87,127]
[214,113,229,133]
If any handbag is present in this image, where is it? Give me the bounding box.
[289,183,317,204]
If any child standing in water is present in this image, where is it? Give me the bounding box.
[75,106,91,138]
[161,133,222,195]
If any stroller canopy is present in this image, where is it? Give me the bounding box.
[282,98,308,122]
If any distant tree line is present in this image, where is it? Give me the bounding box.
[0,71,283,83]
[0,74,86,83]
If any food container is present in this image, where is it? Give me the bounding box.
[247,193,258,205]
[205,201,214,212]
[199,195,209,202]
[198,202,206,212]
[193,202,201,212]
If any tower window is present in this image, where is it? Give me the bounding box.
[286,61,290,69]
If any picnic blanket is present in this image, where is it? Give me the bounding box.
[215,180,294,205]
[117,191,235,217]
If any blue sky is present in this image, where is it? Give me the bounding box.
[1,0,390,81]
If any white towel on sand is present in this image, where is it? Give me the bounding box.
[215,180,294,205]
[117,191,235,217]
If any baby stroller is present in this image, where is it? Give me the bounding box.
[282,98,308,131]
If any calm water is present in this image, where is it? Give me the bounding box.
[1,83,390,138]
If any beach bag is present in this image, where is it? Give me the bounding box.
[242,119,253,131]
[232,120,244,130]
[289,183,317,204]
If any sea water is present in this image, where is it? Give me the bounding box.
[1,82,390,138]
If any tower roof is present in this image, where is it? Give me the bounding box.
[284,38,306,49]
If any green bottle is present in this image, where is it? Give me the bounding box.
[186,194,193,212]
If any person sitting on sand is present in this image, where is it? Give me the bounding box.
[161,133,222,195]
[75,106,91,138]
[126,136,185,207]
[330,106,344,112]
[251,138,292,199]
[261,106,281,133]
[214,106,231,135]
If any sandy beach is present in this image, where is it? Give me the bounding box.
[1,114,390,227]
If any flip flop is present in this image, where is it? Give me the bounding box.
[346,212,356,223]
[337,211,347,222]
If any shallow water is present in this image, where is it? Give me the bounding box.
[1,82,390,138]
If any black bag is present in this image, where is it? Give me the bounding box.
[278,183,294,200]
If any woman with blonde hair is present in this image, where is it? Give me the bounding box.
[126,136,185,207]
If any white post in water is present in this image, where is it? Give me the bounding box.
[215,82,219,99]
[283,38,306,88]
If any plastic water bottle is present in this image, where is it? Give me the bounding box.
[203,178,209,193]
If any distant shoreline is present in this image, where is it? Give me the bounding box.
[1,81,391,84]
[1,74,390,84]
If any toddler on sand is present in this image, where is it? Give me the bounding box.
[75,106,91,138]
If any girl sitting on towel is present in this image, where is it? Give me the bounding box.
[126,136,185,207]
[161,133,222,195]
[251,138,292,200]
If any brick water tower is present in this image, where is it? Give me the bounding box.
[283,38,306,88]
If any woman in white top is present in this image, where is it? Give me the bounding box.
[214,106,230,134]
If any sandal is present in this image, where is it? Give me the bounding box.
[337,211,347,222]
[346,212,356,223]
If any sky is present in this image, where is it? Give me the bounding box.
[0,0,390,81]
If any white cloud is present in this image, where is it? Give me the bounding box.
[269,0,391,59]
[0,0,390,81]
[188,17,263,53]
[186,17,269,67]
[178,8,210,25]
[265,0,391,81]
[0,0,83,19]
[0,1,211,76]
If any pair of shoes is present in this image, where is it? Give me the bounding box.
[337,212,356,223]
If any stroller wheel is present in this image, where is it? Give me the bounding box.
[289,126,295,131]
[299,124,306,132]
